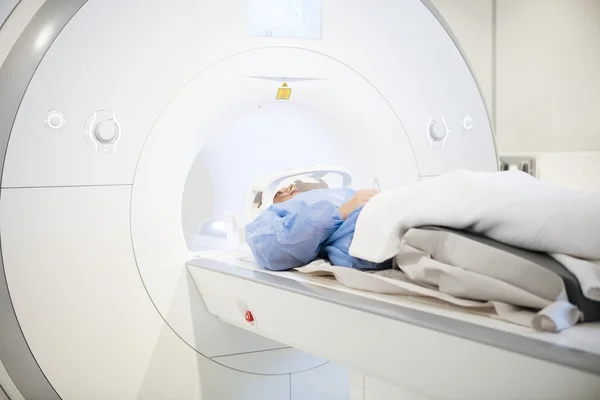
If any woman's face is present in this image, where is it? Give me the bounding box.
[273,184,300,204]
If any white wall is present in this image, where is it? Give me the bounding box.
[432,0,600,154]
[496,0,600,154]
[431,0,600,192]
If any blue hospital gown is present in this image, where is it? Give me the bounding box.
[245,188,390,271]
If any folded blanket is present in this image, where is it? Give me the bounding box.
[296,252,582,333]
[349,170,600,301]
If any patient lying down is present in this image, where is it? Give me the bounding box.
[246,170,600,332]
[245,184,390,271]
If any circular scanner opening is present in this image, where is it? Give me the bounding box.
[131,46,419,375]
[182,101,354,252]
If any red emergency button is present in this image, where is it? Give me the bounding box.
[244,310,254,323]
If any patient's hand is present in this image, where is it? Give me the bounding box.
[339,190,378,220]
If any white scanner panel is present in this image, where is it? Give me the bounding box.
[0,0,499,398]
[2,0,494,188]
[0,187,200,399]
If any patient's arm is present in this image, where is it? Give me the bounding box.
[245,201,343,271]
[339,189,378,219]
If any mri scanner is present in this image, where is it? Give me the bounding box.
[1,0,599,399]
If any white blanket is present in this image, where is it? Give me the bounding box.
[349,170,600,301]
